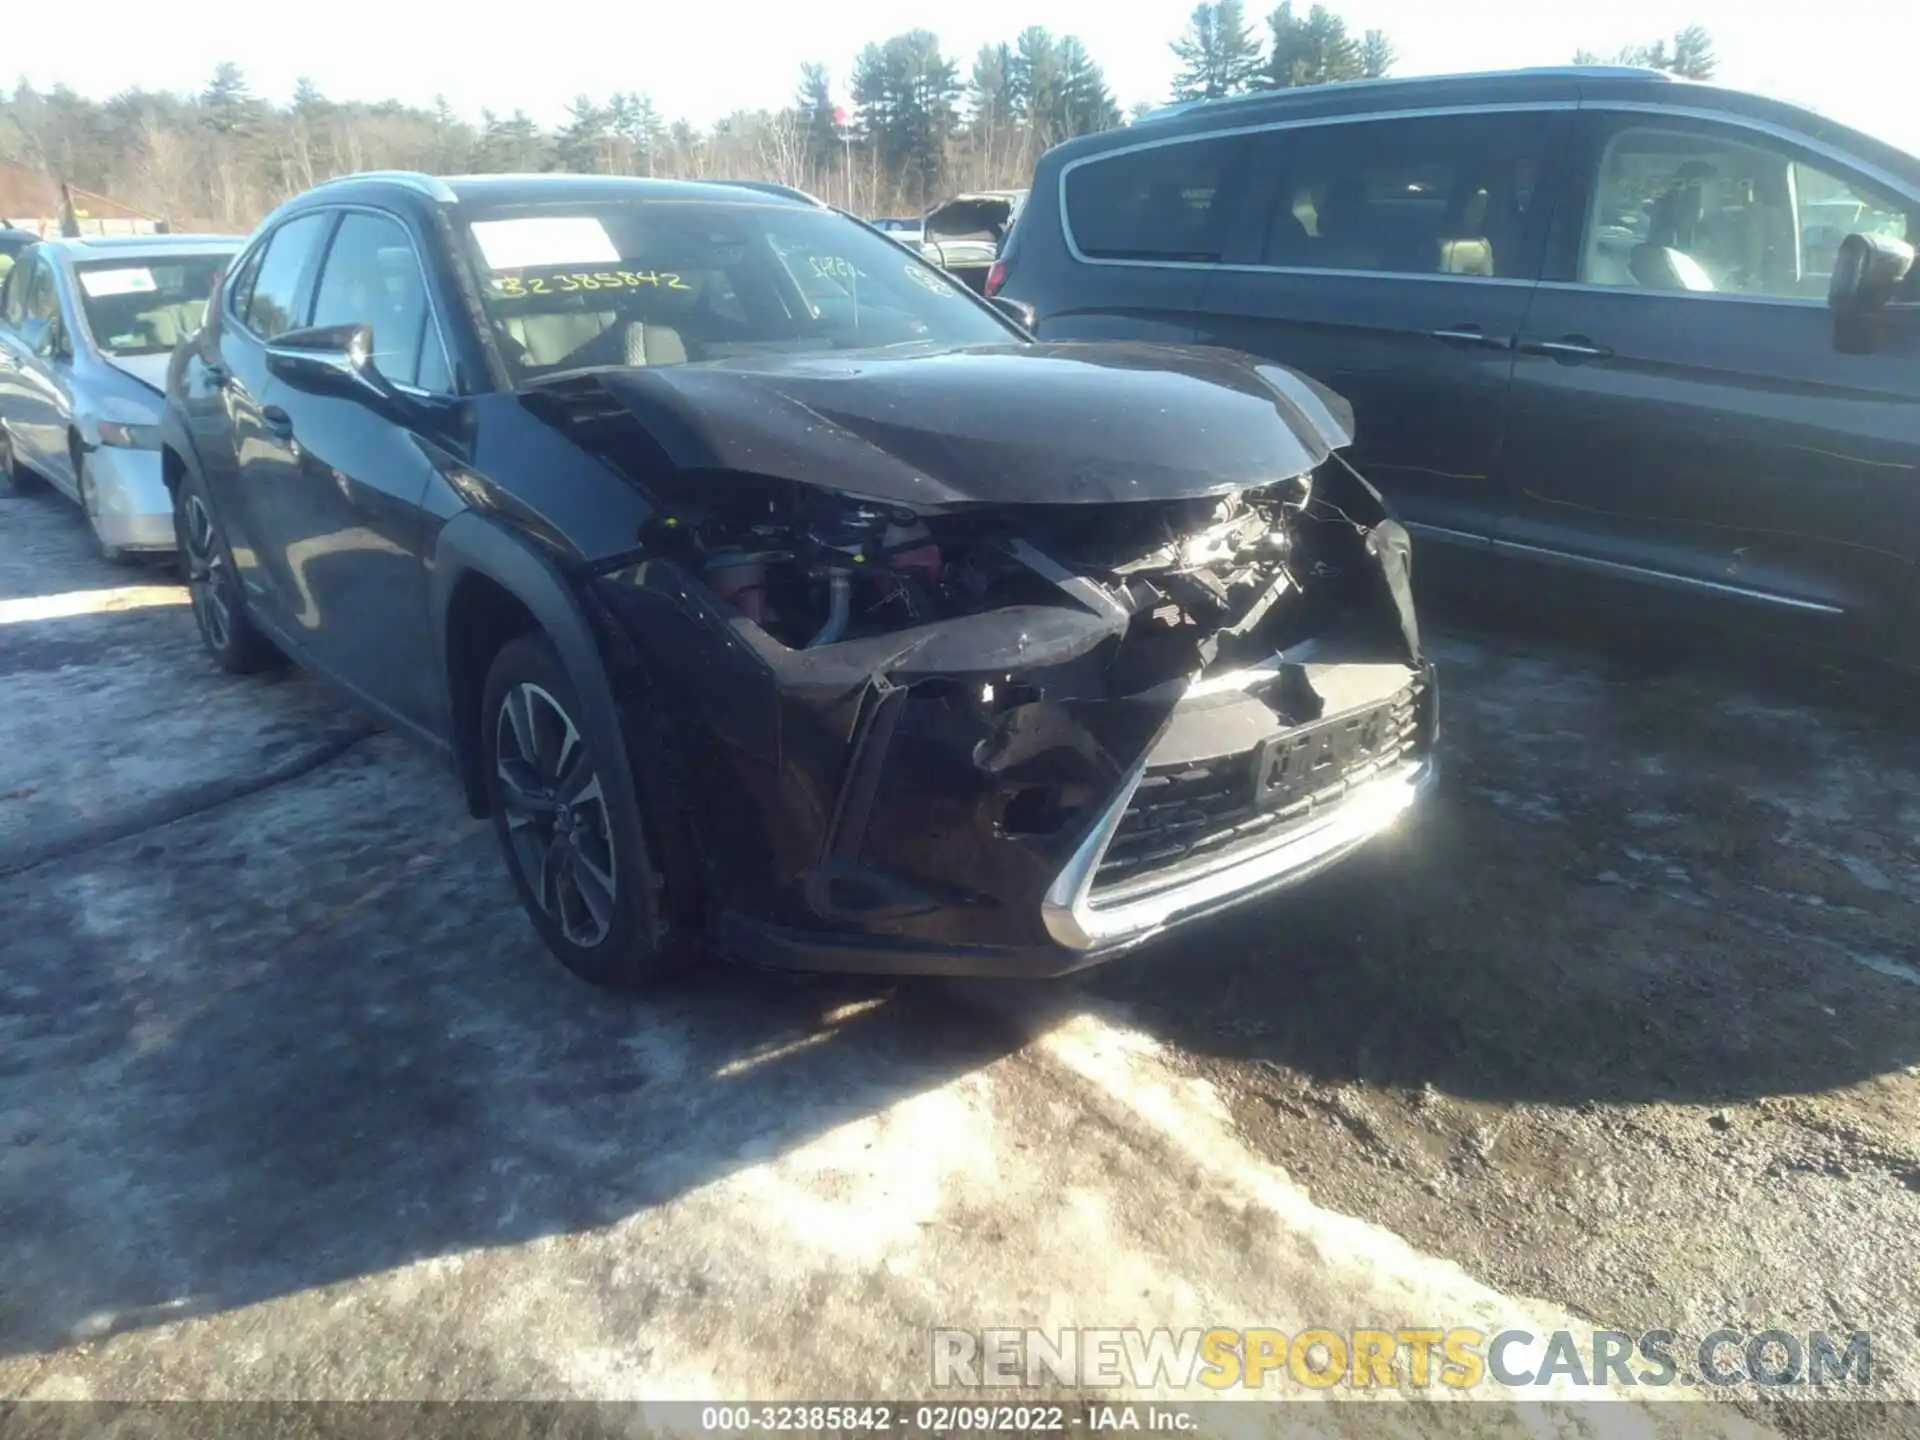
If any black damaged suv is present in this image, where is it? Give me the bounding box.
[161,173,1436,988]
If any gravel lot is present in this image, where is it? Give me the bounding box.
[3,479,1916,1438]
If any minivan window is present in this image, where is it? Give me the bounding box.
[244,212,331,339]
[1063,133,1250,261]
[309,211,448,390]
[1579,123,1918,300]
[1254,112,1552,279]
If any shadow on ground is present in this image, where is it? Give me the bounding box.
[1088,596,1920,1108]
[0,726,1026,1359]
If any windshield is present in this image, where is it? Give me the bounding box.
[459,199,1013,383]
[74,254,229,357]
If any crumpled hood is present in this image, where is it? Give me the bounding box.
[100,353,172,395]
[585,341,1354,511]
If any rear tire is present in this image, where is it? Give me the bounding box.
[173,469,277,674]
[481,632,699,989]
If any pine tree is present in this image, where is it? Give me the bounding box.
[1575,26,1716,80]
[555,95,608,174]
[795,64,839,177]
[852,31,959,208]
[1669,25,1717,80]
[1057,38,1122,138]
[1170,1,1265,102]
[200,63,256,138]
[1010,27,1064,145]
[1358,29,1395,79]
[1265,4,1363,88]
[968,43,1016,137]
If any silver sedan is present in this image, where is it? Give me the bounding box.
[0,234,240,559]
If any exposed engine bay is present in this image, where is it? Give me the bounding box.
[633,466,1388,694]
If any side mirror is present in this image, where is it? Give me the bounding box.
[986,294,1035,332]
[1829,231,1915,314]
[265,322,396,404]
[19,315,50,356]
[1830,232,1916,355]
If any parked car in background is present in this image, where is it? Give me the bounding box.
[0,233,240,559]
[161,172,1435,990]
[870,216,925,244]
[994,68,1920,664]
[918,190,1025,292]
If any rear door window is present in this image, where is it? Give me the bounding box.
[1064,133,1251,261]
[1253,112,1554,279]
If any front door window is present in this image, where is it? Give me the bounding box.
[1579,123,1917,300]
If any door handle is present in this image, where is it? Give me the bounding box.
[1521,336,1613,362]
[1429,325,1513,350]
[261,405,294,442]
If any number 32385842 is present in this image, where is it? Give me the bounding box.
[491,270,690,296]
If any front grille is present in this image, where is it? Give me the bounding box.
[1092,677,1427,896]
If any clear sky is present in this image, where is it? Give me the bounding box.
[10,0,1916,158]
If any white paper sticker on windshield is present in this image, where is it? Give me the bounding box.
[470,217,620,270]
[79,267,158,298]
[905,263,955,294]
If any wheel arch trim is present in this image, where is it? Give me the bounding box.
[431,511,635,823]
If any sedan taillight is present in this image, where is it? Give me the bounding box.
[984,260,1007,297]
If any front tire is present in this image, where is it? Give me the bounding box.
[173,469,277,673]
[481,633,698,989]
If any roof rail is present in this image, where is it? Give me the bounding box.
[310,170,458,202]
[1129,64,1676,125]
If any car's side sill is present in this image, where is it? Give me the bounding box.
[1489,536,1847,616]
[1402,522,1847,616]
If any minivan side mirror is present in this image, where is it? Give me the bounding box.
[1828,231,1915,314]
[1830,232,1916,355]
[266,322,398,406]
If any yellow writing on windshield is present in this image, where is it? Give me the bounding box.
[490,270,691,297]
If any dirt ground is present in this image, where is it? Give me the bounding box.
[2,480,1916,1438]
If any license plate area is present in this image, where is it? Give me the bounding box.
[1250,702,1397,812]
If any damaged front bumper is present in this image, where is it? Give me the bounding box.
[586,439,1439,979]
[699,650,1437,979]
[1042,665,1435,954]
[596,577,1436,980]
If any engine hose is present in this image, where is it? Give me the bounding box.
[807,569,852,648]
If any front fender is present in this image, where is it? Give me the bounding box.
[430,511,635,820]
[157,404,205,492]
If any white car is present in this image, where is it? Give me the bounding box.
[0,233,241,559]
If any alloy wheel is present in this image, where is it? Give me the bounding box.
[181,493,232,651]
[495,682,618,948]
